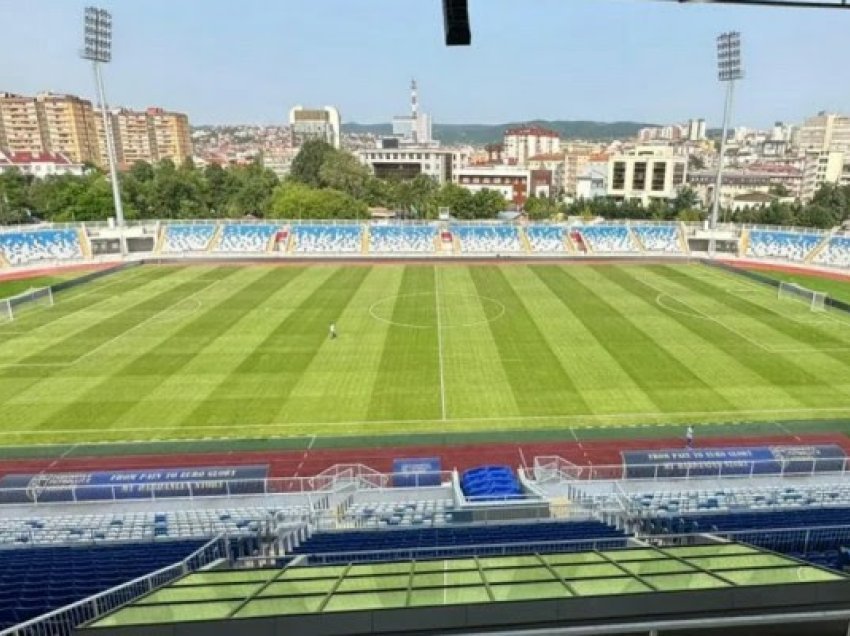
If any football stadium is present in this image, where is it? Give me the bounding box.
[4,219,850,636]
[4,1,850,635]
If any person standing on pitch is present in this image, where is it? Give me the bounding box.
[685,426,694,449]
[329,322,337,340]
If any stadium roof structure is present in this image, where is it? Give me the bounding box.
[442,0,849,46]
[82,543,850,635]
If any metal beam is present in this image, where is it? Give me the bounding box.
[443,0,471,46]
[674,0,849,9]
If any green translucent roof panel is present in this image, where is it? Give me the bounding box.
[85,543,849,630]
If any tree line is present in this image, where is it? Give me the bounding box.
[0,139,848,229]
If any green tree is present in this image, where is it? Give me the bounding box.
[290,140,336,188]
[672,187,700,213]
[268,182,367,219]
[318,151,370,200]
[434,183,474,219]
[471,189,508,219]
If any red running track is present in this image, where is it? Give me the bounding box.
[1,433,848,480]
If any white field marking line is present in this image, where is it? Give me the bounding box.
[293,434,317,478]
[695,266,850,330]
[66,279,222,367]
[9,405,850,437]
[0,267,151,337]
[775,420,803,442]
[367,292,506,330]
[44,442,79,472]
[434,266,447,421]
[0,278,222,370]
[656,291,850,354]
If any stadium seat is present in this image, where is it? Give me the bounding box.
[746,230,822,262]
[0,229,82,266]
[813,235,850,269]
[162,224,216,252]
[369,224,437,253]
[292,224,361,253]
[217,224,280,252]
[451,225,522,253]
[631,225,681,253]
[526,225,567,252]
[0,540,205,630]
[577,225,636,253]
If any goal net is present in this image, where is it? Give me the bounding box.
[777,281,827,312]
[0,286,54,322]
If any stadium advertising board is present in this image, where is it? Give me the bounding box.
[622,445,846,479]
[392,457,442,487]
[0,465,269,504]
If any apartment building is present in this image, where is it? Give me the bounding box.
[796,112,850,155]
[34,93,100,164]
[503,126,560,166]
[0,92,46,154]
[0,90,193,170]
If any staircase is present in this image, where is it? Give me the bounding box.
[519,228,532,253]
[287,231,297,253]
[629,226,647,253]
[677,222,691,254]
[153,224,167,255]
[0,251,8,268]
[206,224,224,252]
[739,228,750,257]
[265,228,280,253]
[77,227,92,260]
[806,231,835,264]
[361,227,370,254]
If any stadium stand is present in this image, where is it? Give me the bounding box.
[343,498,455,528]
[451,224,522,253]
[162,224,216,252]
[0,507,301,546]
[526,225,567,252]
[461,466,523,501]
[292,224,361,253]
[290,520,626,563]
[746,229,823,262]
[369,224,437,253]
[0,229,82,265]
[814,235,850,269]
[217,223,279,252]
[0,540,205,630]
[577,225,636,253]
[632,225,681,253]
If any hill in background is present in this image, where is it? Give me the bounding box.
[342,119,655,144]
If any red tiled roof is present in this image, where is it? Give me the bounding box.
[5,151,72,165]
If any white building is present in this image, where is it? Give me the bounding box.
[796,112,850,155]
[503,126,560,166]
[575,158,609,200]
[607,148,687,204]
[0,150,85,177]
[802,150,845,201]
[454,165,553,207]
[358,143,469,184]
[288,105,341,149]
[687,119,707,142]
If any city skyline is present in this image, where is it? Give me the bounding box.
[0,0,849,128]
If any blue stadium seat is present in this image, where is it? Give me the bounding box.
[526,225,567,252]
[162,224,216,252]
[747,230,822,262]
[451,225,522,253]
[814,235,850,269]
[578,225,636,253]
[0,229,82,266]
[0,540,205,630]
[292,224,361,253]
[370,224,437,253]
[632,225,681,253]
[217,224,280,252]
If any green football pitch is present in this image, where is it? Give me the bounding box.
[2,261,850,446]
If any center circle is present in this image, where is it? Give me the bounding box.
[369,292,506,329]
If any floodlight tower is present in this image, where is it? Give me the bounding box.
[709,31,743,256]
[82,6,125,226]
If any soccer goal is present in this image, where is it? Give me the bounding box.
[0,286,54,322]
[777,281,828,312]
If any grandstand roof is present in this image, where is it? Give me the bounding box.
[82,543,848,635]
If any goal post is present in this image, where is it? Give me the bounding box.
[778,281,828,312]
[0,286,54,322]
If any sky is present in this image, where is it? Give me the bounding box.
[0,0,848,129]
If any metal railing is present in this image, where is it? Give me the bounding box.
[299,534,630,565]
[531,455,850,483]
[0,534,228,636]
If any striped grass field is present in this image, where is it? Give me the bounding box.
[2,262,850,446]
